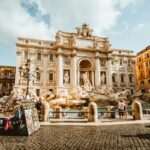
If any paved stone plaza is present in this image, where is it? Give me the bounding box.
[0,124,150,150]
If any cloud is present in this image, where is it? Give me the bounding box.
[111,21,129,35]
[115,0,143,9]
[0,0,142,55]
[21,0,51,27]
[133,23,148,32]
[0,0,54,52]
[36,0,121,35]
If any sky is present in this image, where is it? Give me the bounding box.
[0,0,150,66]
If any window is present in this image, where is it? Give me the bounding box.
[146,62,149,67]
[140,73,143,78]
[101,59,105,67]
[120,59,123,65]
[139,65,140,69]
[111,60,114,65]
[112,75,116,83]
[128,59,131,67]
[25,40,29,44]
[49,53,54,62]
[140,81,144,85]
[49,73,53,81]
[121,75,124,83]
[149,70,150,76]
[50,43,53,46]
[147,53,149,58]
[36,89,40,96]
[36,72,41,81]
[49,89,53,92]
[37,53,41,60]
[130,89,134,94]
[38,41,41,45]
[139,57,141,62]
[148,79,150,84]
[4,72,8,77]
[24,52,28,59]
[129,75,133,83]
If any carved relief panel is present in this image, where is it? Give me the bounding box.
[63,55,71,65]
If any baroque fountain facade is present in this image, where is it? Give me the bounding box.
[14,23,136,101]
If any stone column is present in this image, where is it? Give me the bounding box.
[95,52,100,87]
[132,100,143,120]
[92,71,94,86]
[29,51,36,87]
[88,102,98,122]
[107,106,116,118]
[57,48,63,86]
[15,50,22,86]
[71,50,77,87]
[117,73,120,89]
[43,101,50,122]
[107,56,112,89]
[77,70,80,86]
[42,52,48,87]
[0,83,2,89]
[55,106,62,119]
[125,61,129,88]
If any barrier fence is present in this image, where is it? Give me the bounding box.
[47,106,150,120]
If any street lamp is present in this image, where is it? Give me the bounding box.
[19,59,38,96]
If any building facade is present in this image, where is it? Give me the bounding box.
[14,23,136,96]
[136,46,150,92]
[0,66,16,97]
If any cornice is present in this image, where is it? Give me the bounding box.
[112,54,135,58]
[16,43,56,50]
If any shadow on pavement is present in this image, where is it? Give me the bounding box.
[121,133,150,139]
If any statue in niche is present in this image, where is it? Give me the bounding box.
[104,41,109,50]
[64,71,70,84]
[99,42,103,48]
[76,27,82,36]
[82,72,93,92]
[82,29,88,37]
[56,32,63,44]
[88,29,93,37]
[93,40,99,49]
[64,56,70,65]
[71,35,76,46]
[101,72,106,84]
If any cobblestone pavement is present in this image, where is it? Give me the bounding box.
[0,124,150,150]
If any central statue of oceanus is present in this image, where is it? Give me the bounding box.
[82,72,93,92]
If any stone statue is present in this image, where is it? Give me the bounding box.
[104,41,109,50]
[56,32,63,44]
[71,35,76,46]
[93,40,99,49]
[64,56,70,65]
[101,72,106,84]
[64,71,70,84]
[76,27,82,36]
[42,99,50,122]
[82,72,93,92]
[88,29,93,37]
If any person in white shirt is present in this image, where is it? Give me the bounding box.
[118,100,125,119]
